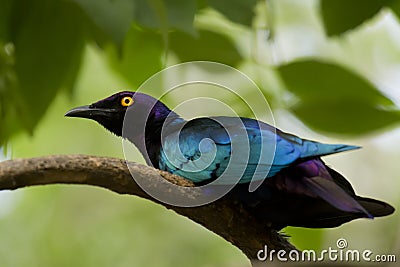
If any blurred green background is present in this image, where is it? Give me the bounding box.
[1,0,400,266]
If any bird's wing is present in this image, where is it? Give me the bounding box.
[159,117,359,184]
[159,117,233,183]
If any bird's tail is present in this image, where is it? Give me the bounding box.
[302,176,373,218]
[228,161,394,229]
[290,196,394,228]
[229,182,394,229]
[356,196,395,218]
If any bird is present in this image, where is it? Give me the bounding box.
[65,91,394,229]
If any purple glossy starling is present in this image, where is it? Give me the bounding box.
[65,91,394,229]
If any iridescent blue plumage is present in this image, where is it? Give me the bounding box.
[159,116,359,183]
[65,91,394,229]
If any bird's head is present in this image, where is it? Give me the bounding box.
[65,91,174,138]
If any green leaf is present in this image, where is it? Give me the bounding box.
[293,99,400,135]
[11,0,85,132]
[278,60,400,134]
[320,0,391,36]
[0,0,13,41]
[72,0,135,46]
[169,30,242,66]
[134,0,197,34]
[0,43,23,143]
[388,0,400,19]
[107,26,164,87]
[278,60,393,106]
[207,0,258,26]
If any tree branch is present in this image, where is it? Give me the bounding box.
[0,155,297,260]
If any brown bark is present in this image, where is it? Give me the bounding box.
[0,155,297,260]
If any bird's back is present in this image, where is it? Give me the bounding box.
[159,116,358,184]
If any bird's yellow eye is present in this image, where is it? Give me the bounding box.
[121,96,134,107]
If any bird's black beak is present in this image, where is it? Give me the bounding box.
[65,105,115,119]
